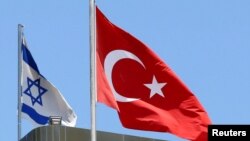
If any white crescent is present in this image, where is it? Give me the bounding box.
[104,50,146,102]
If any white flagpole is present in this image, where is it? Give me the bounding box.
[89,0,96,141]
[17,24,23,141]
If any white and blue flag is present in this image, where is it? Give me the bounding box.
[21,36,77,127]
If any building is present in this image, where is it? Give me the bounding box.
[21,125,167,141]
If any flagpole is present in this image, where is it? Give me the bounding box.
[89,0,96,141]
[17,24,23,141]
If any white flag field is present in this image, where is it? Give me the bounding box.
[20,36,77,127]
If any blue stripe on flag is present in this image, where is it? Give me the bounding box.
[22,42,40,74]
[21,103,49,125]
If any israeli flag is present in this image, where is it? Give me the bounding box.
[21,36,77,127]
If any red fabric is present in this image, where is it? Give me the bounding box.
[96,7,211,141]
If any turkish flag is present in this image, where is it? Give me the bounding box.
[96,7,211,141]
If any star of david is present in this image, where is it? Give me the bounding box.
[23,77,47,106]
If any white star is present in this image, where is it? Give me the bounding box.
[144,75,167,98]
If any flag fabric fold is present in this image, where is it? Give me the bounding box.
[96,7,211,141]
[21,36,77,127]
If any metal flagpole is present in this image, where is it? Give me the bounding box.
[89,0,96,141]
[17,24,23,141]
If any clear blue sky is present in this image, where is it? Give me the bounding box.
[1,0,250,141]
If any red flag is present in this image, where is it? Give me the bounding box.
[96,7,211,141]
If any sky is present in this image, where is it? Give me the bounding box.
[1,0,250,141]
